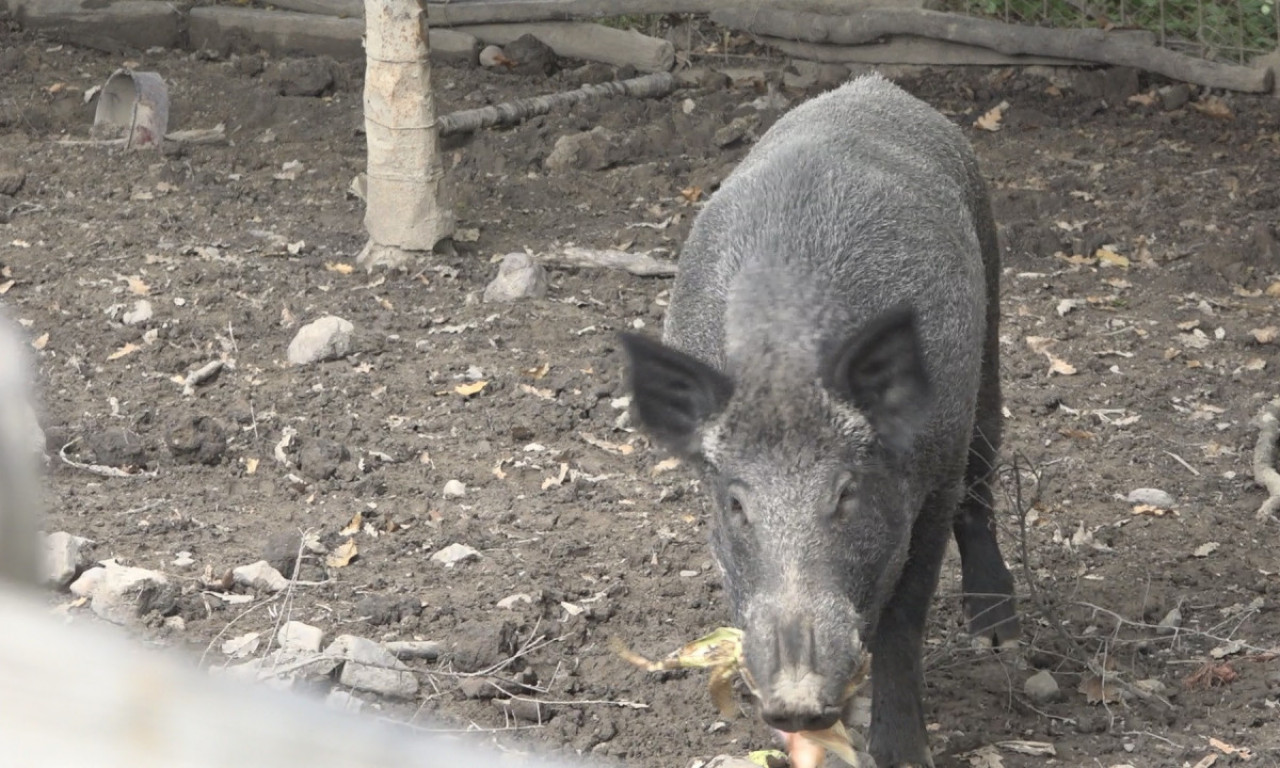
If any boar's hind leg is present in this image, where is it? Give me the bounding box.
[867,495,952,768]
[953,371,1020,647]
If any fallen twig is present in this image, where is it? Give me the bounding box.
[436,72,676,136]
[544,246,678,277]
[1252,397,1280,521]
[180,359,227,396]
[58,438,157,479]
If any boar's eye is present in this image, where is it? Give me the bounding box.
[833,475,857,518]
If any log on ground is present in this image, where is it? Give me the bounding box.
[455,22,675,72]
[712,6,1274,92]
[437,72,676,135]
[763,35,1079,67]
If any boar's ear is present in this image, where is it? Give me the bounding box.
[824,305,933,454]
[618,333,734,456]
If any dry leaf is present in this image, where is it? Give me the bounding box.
[1045,84,1062,97]
[652,456,682,475]
[1078,672,1123,704]
[126,275,150,295]
[0,280,13,294]
[680,186,703,203]
[1132,504,1172,517]
[1095,248,1130,268]
[326,539,358,568]
[1059,428,1095,440]
[31,332,49,350]
[1048,355,1077,376]
[541,462,569,490]
[1249,326,1278,344]
[1185,661,1237,689]
[340,511,364,537]
[1025,336,1055,354]
[1208,736,1253,760]
[245,457,259,475]
[325,261,354,274]
[523,362,551,379]
[455,380,488,397]
[581,432,634,455]
[1266,282,1280,297]
[974,101,1009,132]
[107,342,141,361]
[1242,357,1267,371]
[1127,91,1157,106]
[1191,754,1219,768]
[519,383,555,400]
[1177,319,1202,331]
[1191,97,1234,120]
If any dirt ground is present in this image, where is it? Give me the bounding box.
[3,13,1280,767]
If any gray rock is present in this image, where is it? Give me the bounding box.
[298,438,348,481]
[164,415,226,466]
[269,57,335,97]
[276,620,324,653]
[483,253,547,303]
[355,594,421,626]
[713,115,759,147]
[69,560,176,625]
[287,315,354,365]
[1126,487,1176,508]
[442,479,467,499]
[544,127,620,172]
[42,531,94,589]
[494,697,554,723]
[0,164,25,196]
[446,620,518,673]
[1159,83,1191,111]
[264,529,303,577]
[503,33,558,76]
[233,560,290,593]
[84,427,149,468]
[1157,605,1183,635]
[326,634,419,698]
[1024,669,1062,704]
[122,299,153,326]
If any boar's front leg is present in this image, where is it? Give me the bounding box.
[866,492,953,768]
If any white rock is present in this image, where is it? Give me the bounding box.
[478,44,507,68]
[1126,487,1175,508]
[42,531,93,589]
[277,620,324,653]
[172,551,196,568]
[163,615,185,631]
[1024,669,1061,704]
[68,560,172,625]
[325,688,365,713]
[222,632,262,659]
[287,315,354,365]
[430,542,480,567]
[497,593,533,610]
[483,252,548,303]
[442,479,467,499]
[122,299,153,325]
[1157,606,1183,635]
[326,634,419,698]
[233,560,290,593]
[384,640,442,660]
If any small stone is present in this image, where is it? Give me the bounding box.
[1159,83,1191,111]
[442,479,467,499]
[277,621,324,653]
[544,127,619,172]
[264,530,303,577]
[1249,221,1280,263]
[430,542,480,567]
[326,634,419,698]
[83,427,149,468]
[164,415,227,466]
[122,299,153,326]
[1024,669,1062,704]
[1126,488,1175,508]
[458,676,501,700]
[503,33,557,76]
[298,438,348,481]
[269,57,335,97]
[163,615,186,631]
[233,560,290,593]
[222,631,262,658]
[287,315,354,366]
[69,560,177,625]
[42,531,93,589]
[479,44,508,68]
[714,115,759,147]
[355,594,421,626]
[497,593,533,609]
[172,551,196,568]
[483,252,548,303]
[0,164,25,196]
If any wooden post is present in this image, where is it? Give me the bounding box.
[359,0,454,271]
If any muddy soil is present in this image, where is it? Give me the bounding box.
[3,14,1280,768]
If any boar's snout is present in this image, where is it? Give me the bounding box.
[752,612,862,734]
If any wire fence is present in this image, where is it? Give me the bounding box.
[941,0,1280,62]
